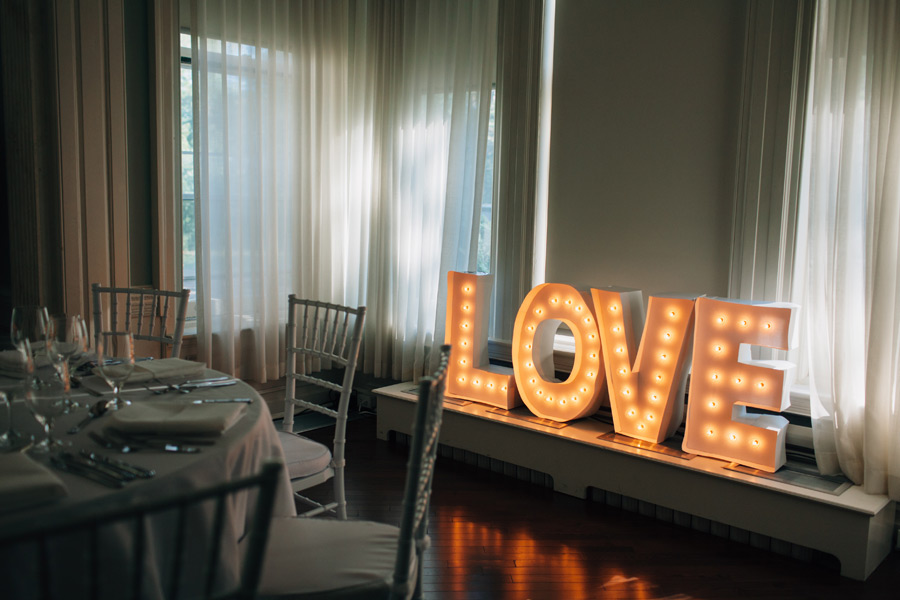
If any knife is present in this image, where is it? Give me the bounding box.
[50,456,126,488]
[106,428,202,453]
[80,450,156,479]
[190,397,252,404]
[62,451,135,482]
[177,380,238,393]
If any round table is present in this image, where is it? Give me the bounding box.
[0,368,295,599]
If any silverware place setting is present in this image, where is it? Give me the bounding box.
[48,450,155,488]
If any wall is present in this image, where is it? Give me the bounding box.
[545,0,747,299]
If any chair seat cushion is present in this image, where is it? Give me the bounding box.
[257,517,418,599]
[277,431,332,480]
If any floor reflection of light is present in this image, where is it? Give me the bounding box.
[433,506,590,597]
[427,506,690,598]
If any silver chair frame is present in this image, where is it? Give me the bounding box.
[390,344,451,600]
[91,283,191,359]
[0,460,283,600]
[282,295,366,519]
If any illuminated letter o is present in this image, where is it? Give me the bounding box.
[512,283,605,422]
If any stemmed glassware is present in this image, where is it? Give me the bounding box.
[46,314,90,372]
[44,314,90,411]
[10,305,50,356]
[0,391,11,450]
[22,343,70,453]
[96,332,135,410]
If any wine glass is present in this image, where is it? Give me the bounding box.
[0,392,11,450]
[24,360,70,453]
[96,332,135,410]
[46,314,90,373]
[10,305,50,355]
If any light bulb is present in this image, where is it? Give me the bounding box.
[590,352,597,359]
[623,388,631,396]
[526,361,533,368]
[757,382,765,389]
[566,299,572,305]
[660,353,668,360]
[530,378,537,384]
[707,428,714,436]
[765,322,772,329]
[616,346,625,354]
[709,400,717,408]
[647,414,654,420]
[712,373,719,380]
[650,394,658,402]
[628,409,636,416]
[638,423,645,430]
[461,340,468,347]
[618,368,627,375]
[740,320,748,327]
[664,332,672,340]
[464,285,471,292]
[571,396,578,403]
[459,359,467,366]
[461,322,469,329]
[473,379,480,386]
[714,345,723,352]
[612,326,621,333]
[717,316,725,324]
[735,377,742,384]
[751,439,760,447]
[458,377,466,383]
[487,382,494,389]
[655,374,663,382]
[584,317,592,324]
[551,298,559,304]
[528,325,535,332]
[536,389,543,396]
[730,433,737,441]
[610,305,618,312]
[669,310,677,318]
[589,334,597,340]
[576,306,583,312]
[525,343,532,350]
[501,385,507,391]
[588,371,595,378]
[535,308,543,315]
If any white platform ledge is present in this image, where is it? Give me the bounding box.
[374,382,895,581]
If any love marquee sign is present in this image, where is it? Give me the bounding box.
[443,271,799,473]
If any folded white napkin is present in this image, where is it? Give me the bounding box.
[0,349,50,378]
[93,358,207,384]
[108,400,249,436]
[0,453,68,513]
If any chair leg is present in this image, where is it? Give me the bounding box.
[334,464,347,520]
[413,555,424,599]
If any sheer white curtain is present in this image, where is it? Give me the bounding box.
[794,0,900,498]
[192,0,497,383]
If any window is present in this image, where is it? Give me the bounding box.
[476,87,497,274]
[180,33,197,333]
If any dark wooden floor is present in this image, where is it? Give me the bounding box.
[298,415,900,600]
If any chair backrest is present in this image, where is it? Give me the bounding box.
[282,296,366,433]
[390,345,451,600]
[91,283,191,359]
[0,460,282,600]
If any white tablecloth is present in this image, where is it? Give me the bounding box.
[0,370,295,599]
